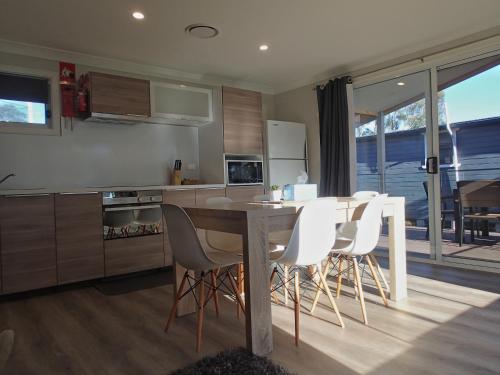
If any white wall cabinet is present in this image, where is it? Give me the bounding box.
[150,82,213,126]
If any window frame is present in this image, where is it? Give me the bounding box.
[0,64,60,136]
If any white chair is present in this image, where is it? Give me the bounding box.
[337,191,389,293]
[270,198,344,346]
[311,194,388,325]
[133,207,162,234]
[103,210,134,239]
[162,204,244,352]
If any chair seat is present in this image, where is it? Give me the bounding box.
[331,237,355,254]
[205,249,243,267]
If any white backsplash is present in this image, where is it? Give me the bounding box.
[0,119,199,189]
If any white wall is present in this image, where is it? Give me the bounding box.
[0,120,199,189]
[274,84,320,184]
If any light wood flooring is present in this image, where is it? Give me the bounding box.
[1,261,499,375]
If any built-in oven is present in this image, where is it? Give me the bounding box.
[225,155,264,185]
[102,190,163,240]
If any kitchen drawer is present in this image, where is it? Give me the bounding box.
[105,234,164,277]
[225,186,265,202]
[195,188,226,204]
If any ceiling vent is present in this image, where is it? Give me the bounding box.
[185,24,219,39]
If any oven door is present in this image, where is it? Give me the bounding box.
[226,160,264,185]
[103,205,163,240]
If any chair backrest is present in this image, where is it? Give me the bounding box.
[277,198,337,266]
[204,197,242,252]
[457,180,500,208]
[350,194,387,255]
[352,191,379,199]
[162,204,216,271]
[103,210,134,227]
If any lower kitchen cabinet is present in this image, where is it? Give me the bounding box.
[55,193,104,284]
[162,189,196,266]
[225,185,265,202]
[105,234,164,276]
[0,194,57,294]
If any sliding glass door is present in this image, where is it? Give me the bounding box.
[354,70,434,258]
[436,54,500,265]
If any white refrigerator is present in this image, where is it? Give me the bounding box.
[266,120,308,187]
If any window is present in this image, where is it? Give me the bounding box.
[0,67,60,135]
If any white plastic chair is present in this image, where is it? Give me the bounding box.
[271,198,344,346]
[162,204,244,352]
[311,194,388,325]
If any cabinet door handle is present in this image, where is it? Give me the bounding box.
[59,192,99,195]
[5,193,50,198]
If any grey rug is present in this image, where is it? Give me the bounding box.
[170,347,294,375]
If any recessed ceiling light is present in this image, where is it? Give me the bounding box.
[185,24,219,39]
[397,82,405,86]
[259,44,269,51]
[132,11,145,20]
[180,84,187,88]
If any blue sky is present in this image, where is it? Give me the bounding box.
[442,64,500,124]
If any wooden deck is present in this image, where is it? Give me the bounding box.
[1,262,500,374]
[377,226,500,263]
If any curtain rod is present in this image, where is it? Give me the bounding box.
[314,75,353,91]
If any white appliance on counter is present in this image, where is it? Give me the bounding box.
[266,120,308,188]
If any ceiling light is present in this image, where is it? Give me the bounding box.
[132,11,145,20]
[180,84,187,88]
[259,44,269,51]
[397,82,405,86]
[185,24,219,39]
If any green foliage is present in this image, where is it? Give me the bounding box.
[270,184,280,191]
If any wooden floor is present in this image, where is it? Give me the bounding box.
[378,226,500,263]
[1,262,500,375]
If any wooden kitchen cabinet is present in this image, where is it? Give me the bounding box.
[162,189,196,265]
[222,86,264,154]
[0,194,57,294]
[195,188,226,204]
[105,235,164,277]
[226,186,265,202]
[55,193,104,284]
[88,72,150,117]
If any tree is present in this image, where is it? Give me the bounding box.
[0,100,28,122]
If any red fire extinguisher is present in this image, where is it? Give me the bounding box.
[59,62,76,117]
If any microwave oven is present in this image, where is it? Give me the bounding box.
[226,158,264,185]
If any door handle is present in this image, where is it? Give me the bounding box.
[426,156,438,174]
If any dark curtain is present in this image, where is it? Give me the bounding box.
[316,76,351,197]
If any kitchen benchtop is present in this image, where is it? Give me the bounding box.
[0,184,227,196]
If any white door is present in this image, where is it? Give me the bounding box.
[268,159,308,187]
[267,121,306,159]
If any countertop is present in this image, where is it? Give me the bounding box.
[0,184,227,196]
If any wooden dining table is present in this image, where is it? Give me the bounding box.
[173,196,407,356]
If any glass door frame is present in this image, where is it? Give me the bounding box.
[350,43,500,271]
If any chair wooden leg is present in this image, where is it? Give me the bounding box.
[294,271,300,346]
[270,266,280,304]
[236,264,242,319]
[365,255,388,306]
[318,263,344,328]
[336,256,344,298]
[228,271,245,314]
[310,258,331,314]
[369,254,389,292]
[352,257,368,325]
[165,271,188,333]
[196,272,206,352]
[210,270,220,317]
[284,265,289,306]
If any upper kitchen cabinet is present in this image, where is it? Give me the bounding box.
[0,194,57,294]
[150,82,213,126]
[87,72,150,117]
[222,87,264,155]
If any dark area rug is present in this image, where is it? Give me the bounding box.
[170,347,295,375]
[94,268,172,295]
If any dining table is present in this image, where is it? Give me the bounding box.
[172,196,407,356]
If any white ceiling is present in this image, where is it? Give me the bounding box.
[0,0,499,93]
